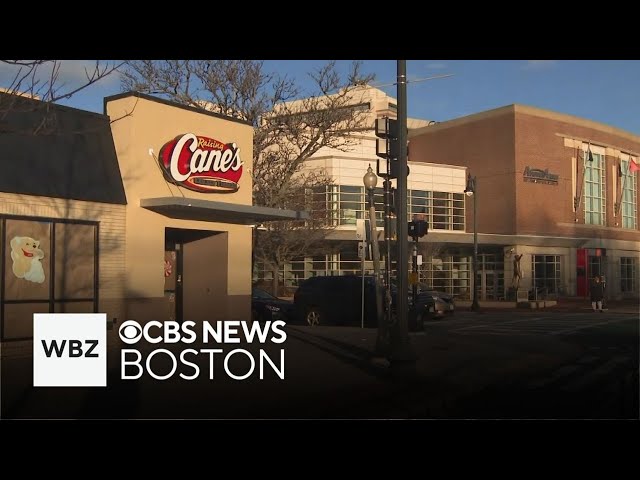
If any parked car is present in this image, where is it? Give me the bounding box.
[293,275,455,328]
[293,275,378,327]
[251,288,294,323]
[409,283,455,321]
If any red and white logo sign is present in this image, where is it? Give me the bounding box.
[158,133,243,193]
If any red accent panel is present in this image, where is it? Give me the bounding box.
[576,248,587,296]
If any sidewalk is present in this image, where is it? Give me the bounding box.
[282,296,638,314]
[455,297,638,314]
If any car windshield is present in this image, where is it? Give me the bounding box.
[252,288,277,300]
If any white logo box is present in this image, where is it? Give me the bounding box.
[33,313,107,387]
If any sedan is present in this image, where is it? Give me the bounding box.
[251,288,294,323]
[410,285,455,324]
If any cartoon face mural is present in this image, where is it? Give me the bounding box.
[10,236,46,283]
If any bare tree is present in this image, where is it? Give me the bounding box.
[121,60,375,296]
[0,60,123,135]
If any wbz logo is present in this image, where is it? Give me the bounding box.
[41,339,100,358]
[33,313,106,387]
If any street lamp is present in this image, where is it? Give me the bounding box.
[464,173,480,312]
[363,164,388,355]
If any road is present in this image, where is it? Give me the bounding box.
[2,310,637,419]
[417,310,638,418]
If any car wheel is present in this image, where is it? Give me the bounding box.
[306,308,322,326]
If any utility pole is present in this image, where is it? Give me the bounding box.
[383,177,393,328]
[391,60,415,366]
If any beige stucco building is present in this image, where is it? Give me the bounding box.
[254,87,470,293]
[106,92,256,325]
[0,91,298,345]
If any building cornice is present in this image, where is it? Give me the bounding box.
[408,103,640,143]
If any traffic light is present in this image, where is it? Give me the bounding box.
[376,137,399,159]
[408,219,428,241]
[389,186,396,215]
[375,117,398,138]
[375,117,409,180]
[390,161,410,179]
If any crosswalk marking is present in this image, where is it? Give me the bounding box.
[527,364,582,389]
[442,313,635,336]
[560,356,629,392]
[524,354,630,391]
[551,318,632,335]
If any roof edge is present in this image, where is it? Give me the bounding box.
[512,104,640,141]
[409,103,640,142]
[0,91,111,121]
[409,105,516,137]
[103,91,253,126]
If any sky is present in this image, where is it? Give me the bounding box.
[2,60,639,135]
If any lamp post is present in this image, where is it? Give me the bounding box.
[363,165,387,355]
[464,173,480,312]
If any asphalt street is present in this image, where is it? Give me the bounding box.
[1,309,638,419]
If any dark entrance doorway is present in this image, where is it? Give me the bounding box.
[164,237,183,323]
[165,227,227,324]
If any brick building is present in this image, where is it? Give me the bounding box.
[409,104,640,300]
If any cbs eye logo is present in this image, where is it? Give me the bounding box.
[119,320,143,344]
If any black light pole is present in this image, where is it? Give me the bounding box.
[364,165,388,355]
[464,173,480,311]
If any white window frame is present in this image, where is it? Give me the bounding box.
[583,144,606,226]
[620,257,636,293]
[620,153,638,230]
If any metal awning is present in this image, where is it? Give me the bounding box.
[140,197,309,225]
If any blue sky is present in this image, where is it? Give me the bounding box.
[2,60,639,134]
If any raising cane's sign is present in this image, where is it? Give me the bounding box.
[158,133,243,193]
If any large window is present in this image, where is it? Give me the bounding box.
[531,255,561,295]
[314,185,384,228]
[408,189,465,231]
[313,185,464,231]
[336,185,363,226]
[620,157,638,229]
[620,257,636,293]
[419,254,470,297]
[253,248,377,290]
[584,149,606,225]
[254,247,475,298]
[1,216,98,340]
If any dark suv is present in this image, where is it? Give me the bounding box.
[293,276,378,327]
[293,275,454,328]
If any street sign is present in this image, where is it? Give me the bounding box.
[417,254,423,266]
[356,219,365,240]
[357,241,366,259]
